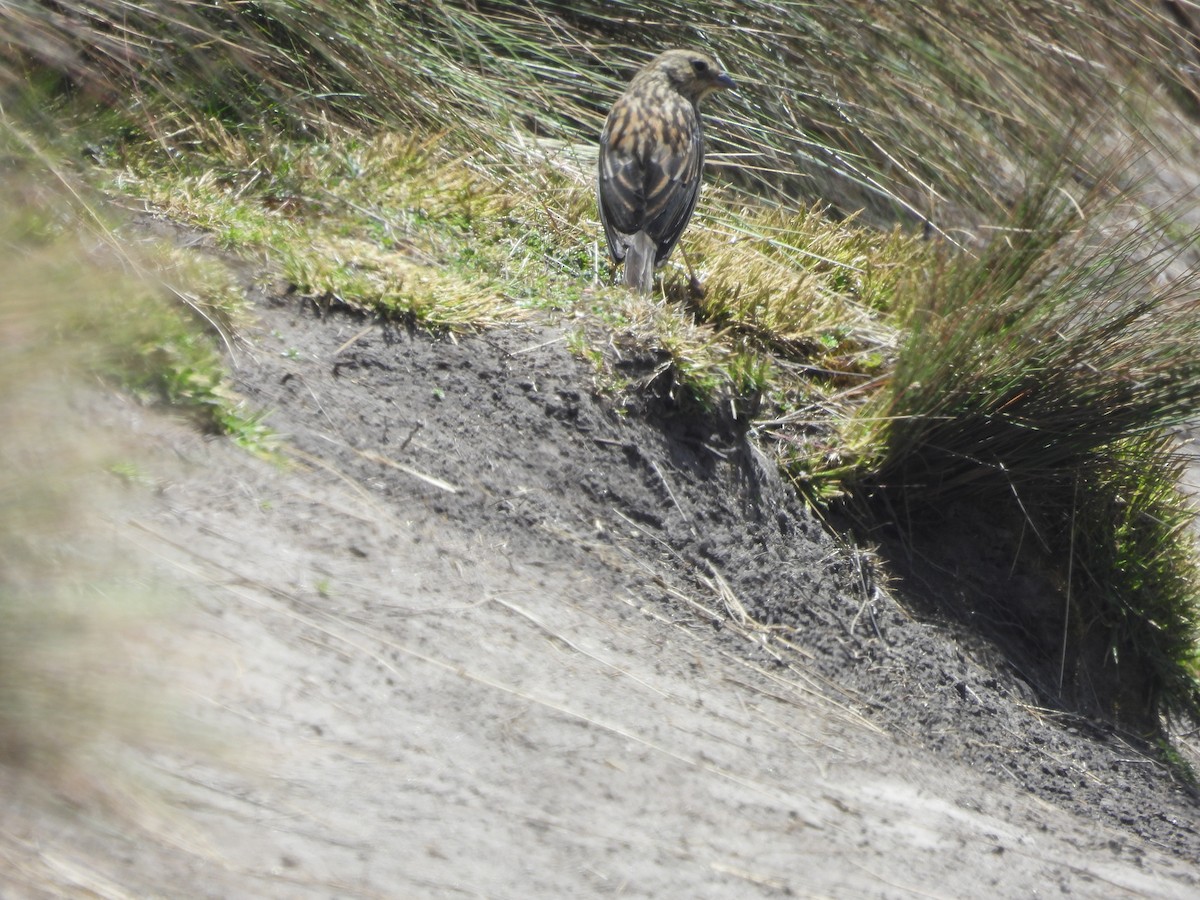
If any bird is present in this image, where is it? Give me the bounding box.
[597,49,734,294]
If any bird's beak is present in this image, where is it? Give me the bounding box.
[716,73,736,91]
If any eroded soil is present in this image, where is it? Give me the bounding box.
[3,249,1200,897]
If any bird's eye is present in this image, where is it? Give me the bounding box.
[690,59,709,74]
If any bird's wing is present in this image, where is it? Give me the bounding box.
[598,105,646,262]
[643,109,703,264]
[598,93,703,266]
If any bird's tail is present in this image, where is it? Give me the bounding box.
[622,232,657,294]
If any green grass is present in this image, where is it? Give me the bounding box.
[107,133,575,327]
[5,0,1200,734]
[7,1,1191,225]
[821,174,1200,725]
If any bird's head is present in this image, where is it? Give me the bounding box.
[649,49,735,103]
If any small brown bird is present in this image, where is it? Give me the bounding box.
[598,49,734,294]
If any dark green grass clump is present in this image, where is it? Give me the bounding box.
[834,172,1200,727]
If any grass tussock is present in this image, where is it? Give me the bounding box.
[821,173,1200,724]
[861,168,1200,495]
[4,1,1200,730]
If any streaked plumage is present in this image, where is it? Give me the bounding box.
[598,49,734,293]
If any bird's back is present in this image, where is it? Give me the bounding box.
[598,71,704,283]
[597,48,732,293]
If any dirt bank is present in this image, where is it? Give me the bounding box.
[3,261,1198,897]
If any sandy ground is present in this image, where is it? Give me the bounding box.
[3,262,1200,897]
